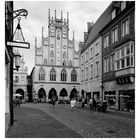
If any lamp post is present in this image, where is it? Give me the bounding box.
[6,6,29,126]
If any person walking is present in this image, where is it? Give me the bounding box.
[81,97,85,108]
[51,98,56,109]
[92,98,97,112]
[89,98,93,111]
[70,98,76,111]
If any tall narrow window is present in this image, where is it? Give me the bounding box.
[95,61,99,76]
[63,60,66,66]
[112,9,116,20]
[61,69,67,81]
[104,57,109,73]
[69,60,72,66]
[15,76,19,83]
[90,64,93,79]
[39,68,45,81]
[71,69,77,82]
[122,18,129,37]
[50,50,54,57]
[112,27,118,43]
[103,35,109,48]
[86,67,88,80]
[50,68,56,81]
[121,1,126,11]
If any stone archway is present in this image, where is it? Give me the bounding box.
[38,88,46,103]
[16,88,24,99]
[48,88,58,101]
[60,88,68,97]
[70,88,78,100]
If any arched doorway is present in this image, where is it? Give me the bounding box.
[70,88,78,100]
[16,89,24,99]
[60,88,68,97]
[48,88,58,101]
[38,88,46,103]
[59,88,69,104]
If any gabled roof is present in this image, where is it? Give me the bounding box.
[83,2,113,51]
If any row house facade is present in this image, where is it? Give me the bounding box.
[79,1,135,112]
[13,52,28,101]
[101,1,135,111]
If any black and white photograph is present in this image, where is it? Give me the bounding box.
[4,0,137,138]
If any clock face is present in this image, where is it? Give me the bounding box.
[50,44,54,48]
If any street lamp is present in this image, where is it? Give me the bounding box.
[13,52,21,71]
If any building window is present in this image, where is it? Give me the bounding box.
[121,58,125,68]
[44,58,47,65]
[95,42,99,55]
[90,64,93,79]
[95,61,99,76]
[104,57,109,73]
[50,50,54,57]
[50,59,54,65]
[86,67,88,80]
[63,52,66,59]
[15,76,19,83]
[50,68,56,81]
[90,47,93,59]
[121,1,126,11]
[61,69,67,81]
[103,35,109,48]
[81,69,84,82]
[121,47,125,57]
[69,60,72,66]
[110,53,115,71]
[112,27,118,43]
[115,41,135,70]
[63,60,66,66]
[112,9,116,20]
[122,18,129,37]
[85,51,88,63]
[39,68,45,81]
[71,69,77,82]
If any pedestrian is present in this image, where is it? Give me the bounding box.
[81,97,85,108]
[70,98,76,111]
[89,98,93,111]
[51,98,56,109]
[92,98,97,112]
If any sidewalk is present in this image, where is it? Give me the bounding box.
[76,105,135,119]
[6,106,82,138]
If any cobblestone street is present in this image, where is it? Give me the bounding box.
[18,103,135,138]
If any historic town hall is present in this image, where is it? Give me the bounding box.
[31,9,80,102]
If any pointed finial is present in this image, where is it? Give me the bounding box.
[35,37,37,48]
[55,10,56,19]
[67,12,69,22]
[73,30,75,41]
[61,10,63,21]
[42,27,44,37]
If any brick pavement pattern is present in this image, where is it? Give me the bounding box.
[6,106,83,138]
[6,103,135,138]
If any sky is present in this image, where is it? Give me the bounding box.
[13,1,112,74]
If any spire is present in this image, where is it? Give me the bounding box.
[35,37,37,48]
[55,10,56,20]
[48,9,50,25]
[61,10,63,21]
[73,30,75,41]
[42,27,44,46]
[42,27,44,37]
[67,12,69,23]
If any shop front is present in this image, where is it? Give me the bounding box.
[118,89,135,112]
